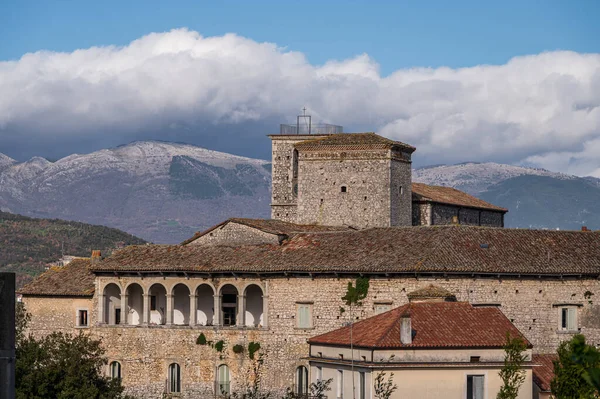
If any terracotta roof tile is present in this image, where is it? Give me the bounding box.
[295,133,416,153]
[93,226,600,276]
[308,301,530,349]
[412,182,507,212]
[18,259,95,297]
[181,218,352,245]
[532,354,557,392]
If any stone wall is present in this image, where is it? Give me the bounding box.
[389,151,413,226]
[25,274,600,397]
[412,203,432,226]
[431,204,504,227]
[269,135,328,223]
[296,150,393,228]
[187,222,280,246]
[22,296,94,338]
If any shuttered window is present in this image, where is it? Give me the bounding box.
[297,303,312,329]
[467,375,484,399]
[561,307,577,331]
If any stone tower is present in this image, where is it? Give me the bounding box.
[269,125,415,228]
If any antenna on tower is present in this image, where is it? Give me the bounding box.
[297,107,312,134]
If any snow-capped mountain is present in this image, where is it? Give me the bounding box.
[1,144,598,243]
[0,141,271,243]
[413,162,571,195]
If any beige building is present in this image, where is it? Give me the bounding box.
[19,129,599,398]
[308,291,533,399]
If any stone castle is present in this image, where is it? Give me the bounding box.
[20,121,600,398]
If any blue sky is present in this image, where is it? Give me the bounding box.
[1,0,599,74]
[1,1,599,176]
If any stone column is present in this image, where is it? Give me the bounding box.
[213,295,221,326]
[142,294,150,325]
[237,294,245,327]
[262,294,269,328]
[166,294,173,326]
[120,293,128,325]
[98,292,105,325]
[189,294,197,326]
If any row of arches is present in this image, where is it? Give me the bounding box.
[101,282,265,327]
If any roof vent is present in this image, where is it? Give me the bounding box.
[480,243,489,249]
[582,226,589,232]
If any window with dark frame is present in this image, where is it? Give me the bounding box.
[561,307,577,331]
[150,295,157,311]
[78,309,88,327]
[169,363,181,393]
[467,375,484,399]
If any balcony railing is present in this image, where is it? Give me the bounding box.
[280,123,343,135]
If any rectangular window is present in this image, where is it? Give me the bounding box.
[467,375,484,399]
[297,303,313,329]
[316,366,322,382]
[78,309,88,327]
[374,303,391,314]
[115,308,121,325]
[337,369,343,399]
[150,295,157,311]
[561,307,577,331]
[359,371,366,399]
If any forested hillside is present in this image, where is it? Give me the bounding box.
[0,211,147,287]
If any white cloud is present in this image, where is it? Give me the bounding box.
[1,28,599,175]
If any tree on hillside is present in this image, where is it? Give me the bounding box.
[15,303,130,399]
[551,334,600,399]
[497,334,528,399]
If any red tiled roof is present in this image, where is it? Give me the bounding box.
[412,182,507,212]
[93,225,600,276]
[18,259,95,297]
[181,218,352,245]
[308,301,530,349]
[533,354,557,392]
[294,133,416,153]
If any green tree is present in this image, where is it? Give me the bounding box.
[15,304,130,399]
[374,370,397,399]
[497,334,527,399]
[551,334,600,399]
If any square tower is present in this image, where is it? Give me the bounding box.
[269,130,415,228]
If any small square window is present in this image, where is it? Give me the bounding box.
[297,303,313,329]
[77,309,88,327]
[341,186,347,193]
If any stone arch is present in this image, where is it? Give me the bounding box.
[244,284,264,327]
[148,283,167,325]
[219,284,239,326]
[125,283,144,325]
[195,283,215,326]
[172,283,191,325]
[102,283,121,325]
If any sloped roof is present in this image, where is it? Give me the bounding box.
[407,284,456,301]
[412,182,508,212]
[92,225,600,276]
[181,218,353,245]
[532,354,557,392]
[294,133,416,153]
[308,301,530,349]
[19,259,95,297]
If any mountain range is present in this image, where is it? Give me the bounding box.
[1,141,598,243]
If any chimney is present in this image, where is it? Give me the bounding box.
[582,226,589,232]
[400,312,412,345]
[91,250,102,264]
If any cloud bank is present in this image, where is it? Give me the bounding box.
[1,28,599,175]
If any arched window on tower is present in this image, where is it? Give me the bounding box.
[109,361,121,379]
